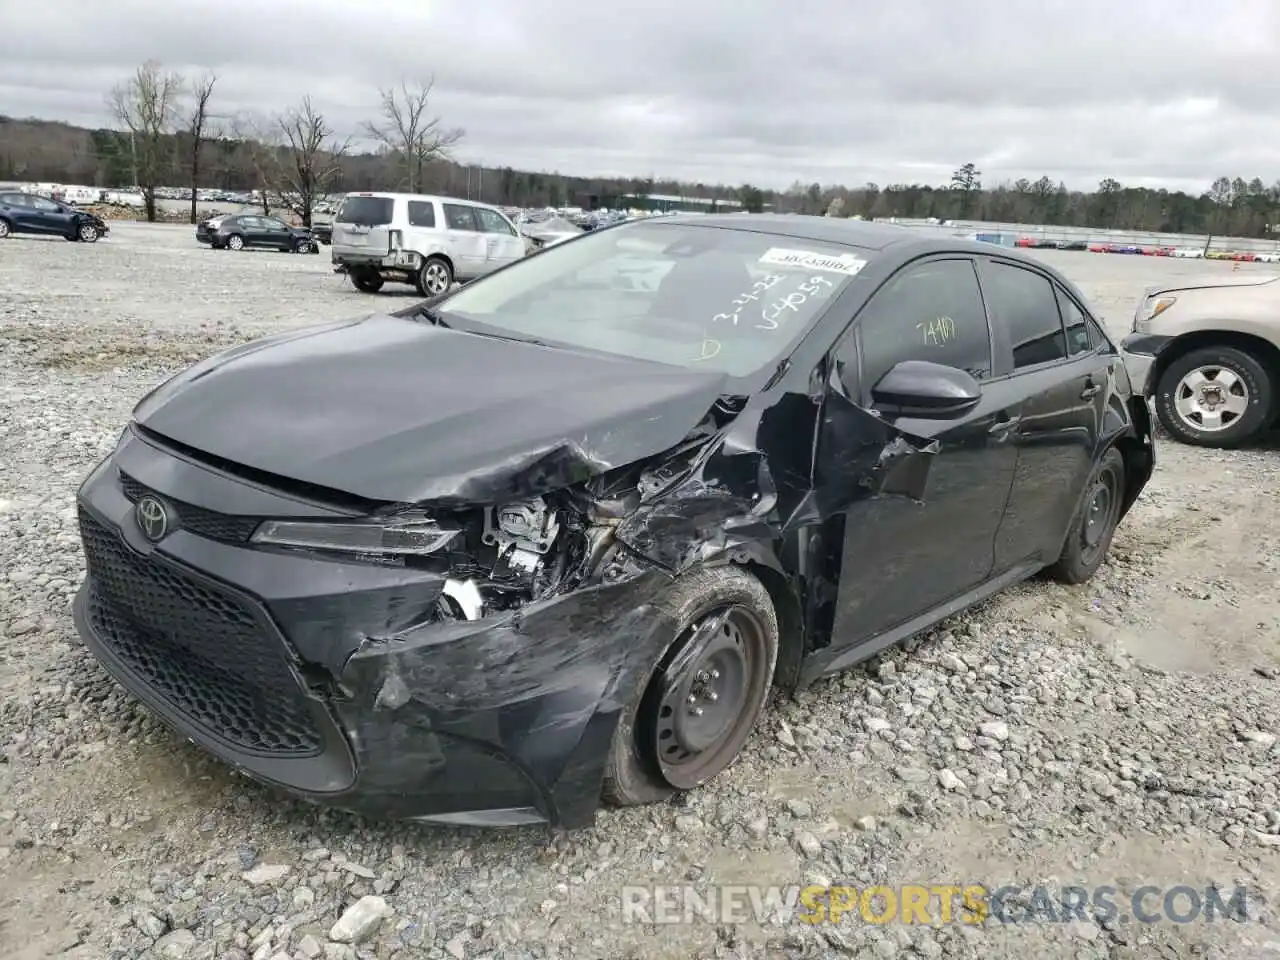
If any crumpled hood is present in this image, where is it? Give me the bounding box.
[132,313,729,504]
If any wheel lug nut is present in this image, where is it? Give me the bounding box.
[691,707,703,717]
[710,669,720,679]
[707,691,718,702]
[687,694,697,704]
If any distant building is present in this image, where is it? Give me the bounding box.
[619,193,747,213]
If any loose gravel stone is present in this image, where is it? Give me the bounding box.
[3,225,1280,959]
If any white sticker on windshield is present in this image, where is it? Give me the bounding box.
[758,247,867,276]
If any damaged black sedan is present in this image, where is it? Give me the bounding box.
[73,215,1154,828]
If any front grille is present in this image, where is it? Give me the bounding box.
[119,472,261,543]
[79,509,323,757]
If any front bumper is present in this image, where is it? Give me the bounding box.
[71,428,674,828]
[1118,332,1173,397]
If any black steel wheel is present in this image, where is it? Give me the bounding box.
[1047,447,1125,584]
[603,565,779,806]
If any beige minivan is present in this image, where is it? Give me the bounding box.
[330,192,526,296]
[1120,273,1280,447]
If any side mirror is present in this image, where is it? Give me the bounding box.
[871,360,982,418]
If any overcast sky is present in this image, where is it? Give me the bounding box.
[2,0,1278,193]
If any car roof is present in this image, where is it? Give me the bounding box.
[652,213,1057,268]
[343,192,493,208]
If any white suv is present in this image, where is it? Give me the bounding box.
[330,193,526,295]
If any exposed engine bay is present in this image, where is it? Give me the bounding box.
[433,417,729,625]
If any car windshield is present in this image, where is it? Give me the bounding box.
[337,196,394,226]
[437,221,871,376]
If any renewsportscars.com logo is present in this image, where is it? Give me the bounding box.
[620,883,1252,926]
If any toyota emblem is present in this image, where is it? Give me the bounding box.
[135,495,170,542]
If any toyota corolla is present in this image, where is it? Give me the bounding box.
[73,215,1154,828]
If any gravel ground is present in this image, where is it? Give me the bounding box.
[2,223,1280,960]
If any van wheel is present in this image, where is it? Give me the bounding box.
[351,271,383,293]
[603,566,779,807]
[415,256,453,296]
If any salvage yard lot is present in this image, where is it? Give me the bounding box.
[2,222,1280,960]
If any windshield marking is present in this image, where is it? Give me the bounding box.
[758,247,868,276]
[712,274,787,325]
[757,276,835,330]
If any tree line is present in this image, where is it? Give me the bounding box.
[1,61,1278,238]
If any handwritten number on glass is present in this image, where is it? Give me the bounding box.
[916,315,957,346]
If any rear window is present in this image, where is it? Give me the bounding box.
[337,196,394,226]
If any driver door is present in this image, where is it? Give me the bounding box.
[815,256,1022,650]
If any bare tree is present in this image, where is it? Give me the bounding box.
[106,60,184,222]
[275,97,349,227]
[185,72,218,224]
[363,77,463,192]
[230,113,278,215]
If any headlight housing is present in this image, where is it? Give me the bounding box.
[1133,296,1175,333]
[251,510,460,557]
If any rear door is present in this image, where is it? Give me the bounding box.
[473,206,526,272]
[333,195,395,257]
[978,258,1110,570]
[441,203,488,278]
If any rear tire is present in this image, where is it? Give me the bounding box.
[415,256,453,297]
[351,271,384,293]
[602,565,779,807]
[0,218,10,239]
[1047,447,1125,585]
[1154,345,1272,447]
[226,233,245,251]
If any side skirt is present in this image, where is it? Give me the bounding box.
[796,560,1043,688]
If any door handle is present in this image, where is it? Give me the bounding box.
[989,412,1022,435]
[1080,381,1102,400]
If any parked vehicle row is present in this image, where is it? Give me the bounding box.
[0,191,108,242]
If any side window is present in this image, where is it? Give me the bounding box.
[263,218,287,231]
[854,258,993,393]
[407,201,436,228]
[983,262,1067,369]
[475,207,515,235]
[1086,317,1111,351]
[236,216,257,230]
[30,197,59,212]
[1055,286,1091,356]
[443,204,478,231]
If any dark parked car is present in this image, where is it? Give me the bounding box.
[310,220,333,245]
[196,213,318,253]
[0,192,108,242]
[73,215,1153,829]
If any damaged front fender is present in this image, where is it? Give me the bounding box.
[333,567,676,826]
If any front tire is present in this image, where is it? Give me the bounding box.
[1047,447,1125,585]
[78,223,100,242]
[1154,345,1272,447]
[603,565,779,807]
[293,238,312,254]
